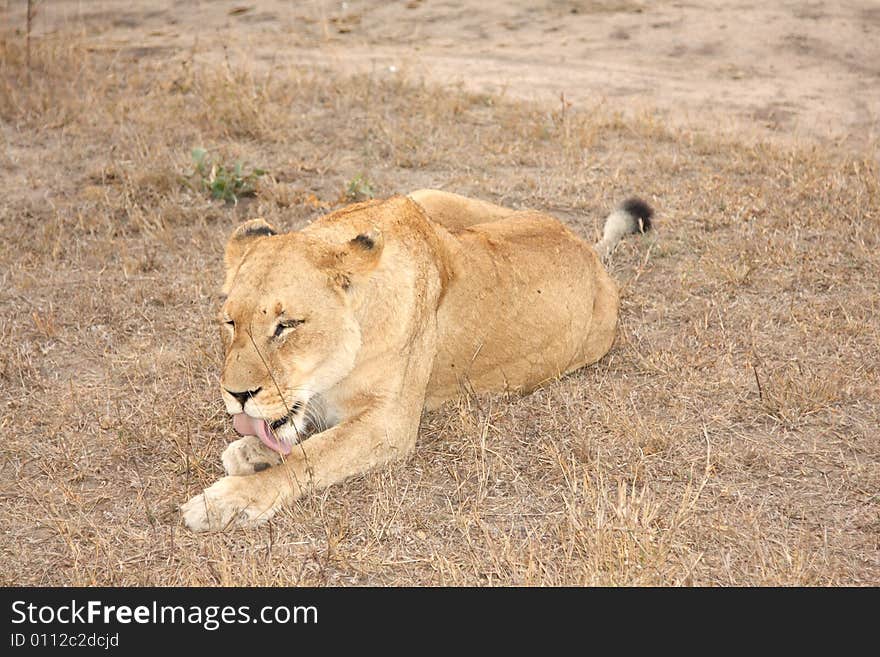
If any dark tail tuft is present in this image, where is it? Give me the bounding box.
[621,197,653,233]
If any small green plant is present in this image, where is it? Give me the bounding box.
[344,174,375,202]
[190,147,265,203]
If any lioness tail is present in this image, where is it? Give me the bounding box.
[594,197,653,259]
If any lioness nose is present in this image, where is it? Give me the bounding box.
[225,387,262,408]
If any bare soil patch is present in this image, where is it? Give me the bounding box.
[12,1,880,149]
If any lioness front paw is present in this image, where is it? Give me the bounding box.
[222,435,283,476]
[180,476,277,532]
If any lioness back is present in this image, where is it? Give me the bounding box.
[424,209,619,408]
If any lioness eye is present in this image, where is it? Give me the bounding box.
[274,319,303,338]
[225,319,235,328]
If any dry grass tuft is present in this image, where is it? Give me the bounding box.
[0,22,878,586]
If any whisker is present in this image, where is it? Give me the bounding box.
[302,402,328,434]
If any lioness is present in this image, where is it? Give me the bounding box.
[181,190,652,531]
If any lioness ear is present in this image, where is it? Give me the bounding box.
[224,218,277,278]
[330,229,384,291]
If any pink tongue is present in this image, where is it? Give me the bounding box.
[232,413,292,455]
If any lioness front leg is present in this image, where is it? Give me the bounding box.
[221,435,283,476]
[181,406,419,532]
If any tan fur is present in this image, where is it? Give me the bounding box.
[181,190,623,531]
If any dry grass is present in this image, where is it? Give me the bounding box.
[1,25,878,586]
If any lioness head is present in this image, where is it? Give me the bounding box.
[218,215,383,454]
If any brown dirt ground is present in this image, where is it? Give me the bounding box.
[12,0,880,150]
[0,2,878,585]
